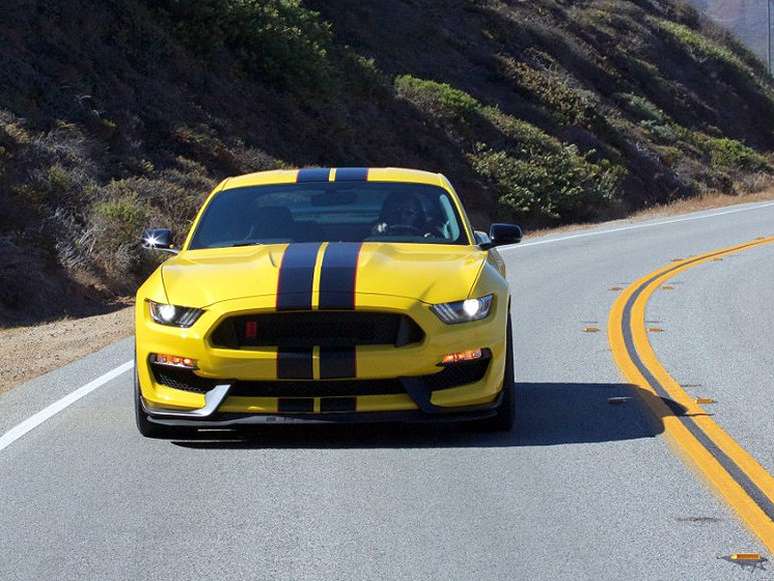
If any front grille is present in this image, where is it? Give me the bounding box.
[210,311,424,349]
[151,357,489,395]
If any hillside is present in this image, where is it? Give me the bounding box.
[1,0,772,324]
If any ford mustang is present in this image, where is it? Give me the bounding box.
[135,167,521,438]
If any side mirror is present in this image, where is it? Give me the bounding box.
[141,228,178,254]
[480,223,522,249]
[473,230,492,246]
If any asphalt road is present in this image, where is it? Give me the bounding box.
[1,201,773,580]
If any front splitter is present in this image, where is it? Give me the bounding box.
[146,394,502,428]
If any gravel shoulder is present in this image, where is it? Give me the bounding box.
[0,306,133,394]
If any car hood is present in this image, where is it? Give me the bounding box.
[161,242,486,307]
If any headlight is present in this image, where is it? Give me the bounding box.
[431,294,494,324]
[148,301,204,328]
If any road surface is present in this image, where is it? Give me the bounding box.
[1,201,773,580]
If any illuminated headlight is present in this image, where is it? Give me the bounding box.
[431,294,494,324]
[148,301,203,328]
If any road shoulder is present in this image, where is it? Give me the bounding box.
[0,307,133,394]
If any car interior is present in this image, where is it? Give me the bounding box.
[189,184,465,248]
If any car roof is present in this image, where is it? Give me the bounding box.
[223,167,447,190]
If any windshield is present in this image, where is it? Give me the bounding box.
[188,182,469,249]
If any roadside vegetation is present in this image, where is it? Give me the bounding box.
[0,0,772,323]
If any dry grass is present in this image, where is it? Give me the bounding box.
[628,186,774,220]
[525,184,774,240]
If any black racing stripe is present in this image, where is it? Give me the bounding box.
[334,167,369,181]
[276,242,321,311]
[320,397,356,412]
[319,242,362,310]
[319,347,357,379]
[621,254,774,521]
[296,167,331,183]
[278,398,314,413]
[277,347,314,379]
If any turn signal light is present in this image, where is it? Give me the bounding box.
[152,353,197,369]
[441,349,483,366]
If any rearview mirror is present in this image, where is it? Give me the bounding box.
[141,228,178,254]
[480,223,522,249]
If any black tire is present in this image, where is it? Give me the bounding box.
[134,364,185,439]
[479,314,515,432]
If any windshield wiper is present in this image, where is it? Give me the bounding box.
[231,239,291,247]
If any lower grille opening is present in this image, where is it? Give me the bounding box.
[320,397,356,412]
[278,398,314,413]
[151,357,490,396]
[425,357,490,390]
[151,364,216,394]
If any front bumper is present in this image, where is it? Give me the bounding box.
[135,292,508,422]
[143,390,503,428]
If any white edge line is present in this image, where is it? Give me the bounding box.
[499,200,774,251]
[0,360,134,452]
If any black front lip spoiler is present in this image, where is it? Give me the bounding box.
[147,392,503,428]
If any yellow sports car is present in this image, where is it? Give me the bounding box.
[134,167,521,438]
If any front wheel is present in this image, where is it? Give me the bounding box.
[134,365,189,439]
[479,314,515,432]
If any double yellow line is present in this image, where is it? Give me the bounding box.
[608,237,774,552]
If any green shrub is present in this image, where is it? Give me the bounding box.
[499,58,599,126]
[0,123,28,146]
[480,106,563,156]
[640,120,680,144]
[470,144,625,223]
[652,145,682,169]
[340,52,387,98]
[88,189,151,287]
[152,0,332,89]
[693,134,771,173]
[25,162,95,209]
[394,75,480,121]
[391,73,625,222]
[91,193,149,248]
[174,125,283,176]
[45,164,76,196]
[655,20,751,76]
[616,93,669,124]
[586,6,636,30]
[654,17,773,103]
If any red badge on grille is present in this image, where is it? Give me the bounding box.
[245,320,257,339]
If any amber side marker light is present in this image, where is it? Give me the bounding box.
[440,349,484,366]
[152,353,198,369]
